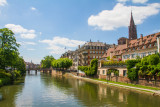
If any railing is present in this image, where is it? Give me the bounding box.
[102,65,126,68]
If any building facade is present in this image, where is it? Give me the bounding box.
[77,41,111,66]
[100,12,160,79]
[122,33,160,61]
[61,40,112,69]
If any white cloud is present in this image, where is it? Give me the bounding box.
[39,36,85,54]
[0,0,7,6]
[20,34,36,39]
[18,41,36,45]
[5,24,37,39]
[132,0,148,4]
[117,0,148,4]
[88,3,160,31]
[30,7,36,11]
[117,0,129,3]
[27,48,35,51]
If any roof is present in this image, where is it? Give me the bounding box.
[127,32,160,48]
[84,42,106,46]
[102,44,127,58]
[102,32,160,58]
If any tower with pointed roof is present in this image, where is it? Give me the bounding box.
[128,12,137,40]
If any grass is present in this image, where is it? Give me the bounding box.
[92,78,160,91]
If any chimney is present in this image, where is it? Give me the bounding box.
[126,39,129,47]
[90,39,91,42]
[113,44,116,49]
[78,45,80,49]
[141,34,143,42]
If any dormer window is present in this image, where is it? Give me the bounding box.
[151,35,154,37]
[148,40,151,43]
[149,44,152,47]
[155,42,157,46]
[133,48,135,51]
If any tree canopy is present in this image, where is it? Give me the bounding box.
[41,55,55,68]
[0,28,26,75]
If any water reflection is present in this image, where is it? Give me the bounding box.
[0,71,160,107]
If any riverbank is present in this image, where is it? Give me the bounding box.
[67,73,160,96]
[0,70,25,88]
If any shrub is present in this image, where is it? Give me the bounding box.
[13,70,21,78]
[78,66,88,72]
[82,59,98,76]
[126,60,140,81]
[102,61,126,66]
[128,68,138,81]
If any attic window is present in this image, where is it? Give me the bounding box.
[151,35,154,37]
[137,42,139,45]
[149,44,152,47]
[155,42,157,46]
[148,40,151,43]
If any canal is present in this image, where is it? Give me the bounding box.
[0,71,160,107]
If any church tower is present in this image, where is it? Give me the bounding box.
[128,12,137,40]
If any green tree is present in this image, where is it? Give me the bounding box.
[51,58,72,70]
[41,55,55,68]
[85,59,98,76]
[0,28,20,70]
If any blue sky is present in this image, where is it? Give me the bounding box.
[0,0,160,64]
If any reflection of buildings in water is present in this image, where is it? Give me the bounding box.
[78,79,85,86]
[111,89,114,96]
[98,85,107,100]
[118,92,124,102]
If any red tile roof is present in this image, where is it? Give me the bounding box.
[103,32,160,58]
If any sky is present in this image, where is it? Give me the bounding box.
[0,0,160,64]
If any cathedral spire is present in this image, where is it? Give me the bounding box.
[129,11,137,40]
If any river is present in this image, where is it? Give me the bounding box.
[0,70,160,107]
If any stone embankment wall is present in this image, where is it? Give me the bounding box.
[40,69,65,76]
[99,74,160,87]
[99,75,130,83]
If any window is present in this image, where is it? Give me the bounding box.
[90,51,92,54]
[131,54,135,58]
[123,70,127,76]
[96,51,98,54]
[155,51,157,54]
[144,45,146,49]
[149,44,152,47]
[148,52,151,55]
[96,56,98,58]
[155,42,157,46]
[133,48,135,51]
[102,51,104,54]
[93,56,95,58]
[93,51,95,54]
[141,53,146,58]
[98,70,100,75]
[103,70,105,75]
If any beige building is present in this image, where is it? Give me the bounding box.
[61,40,112,69]
[77,40,111,66]
[122,33,160,61]
[99,12,160,79]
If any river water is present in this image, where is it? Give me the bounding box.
[0,71,160,107]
